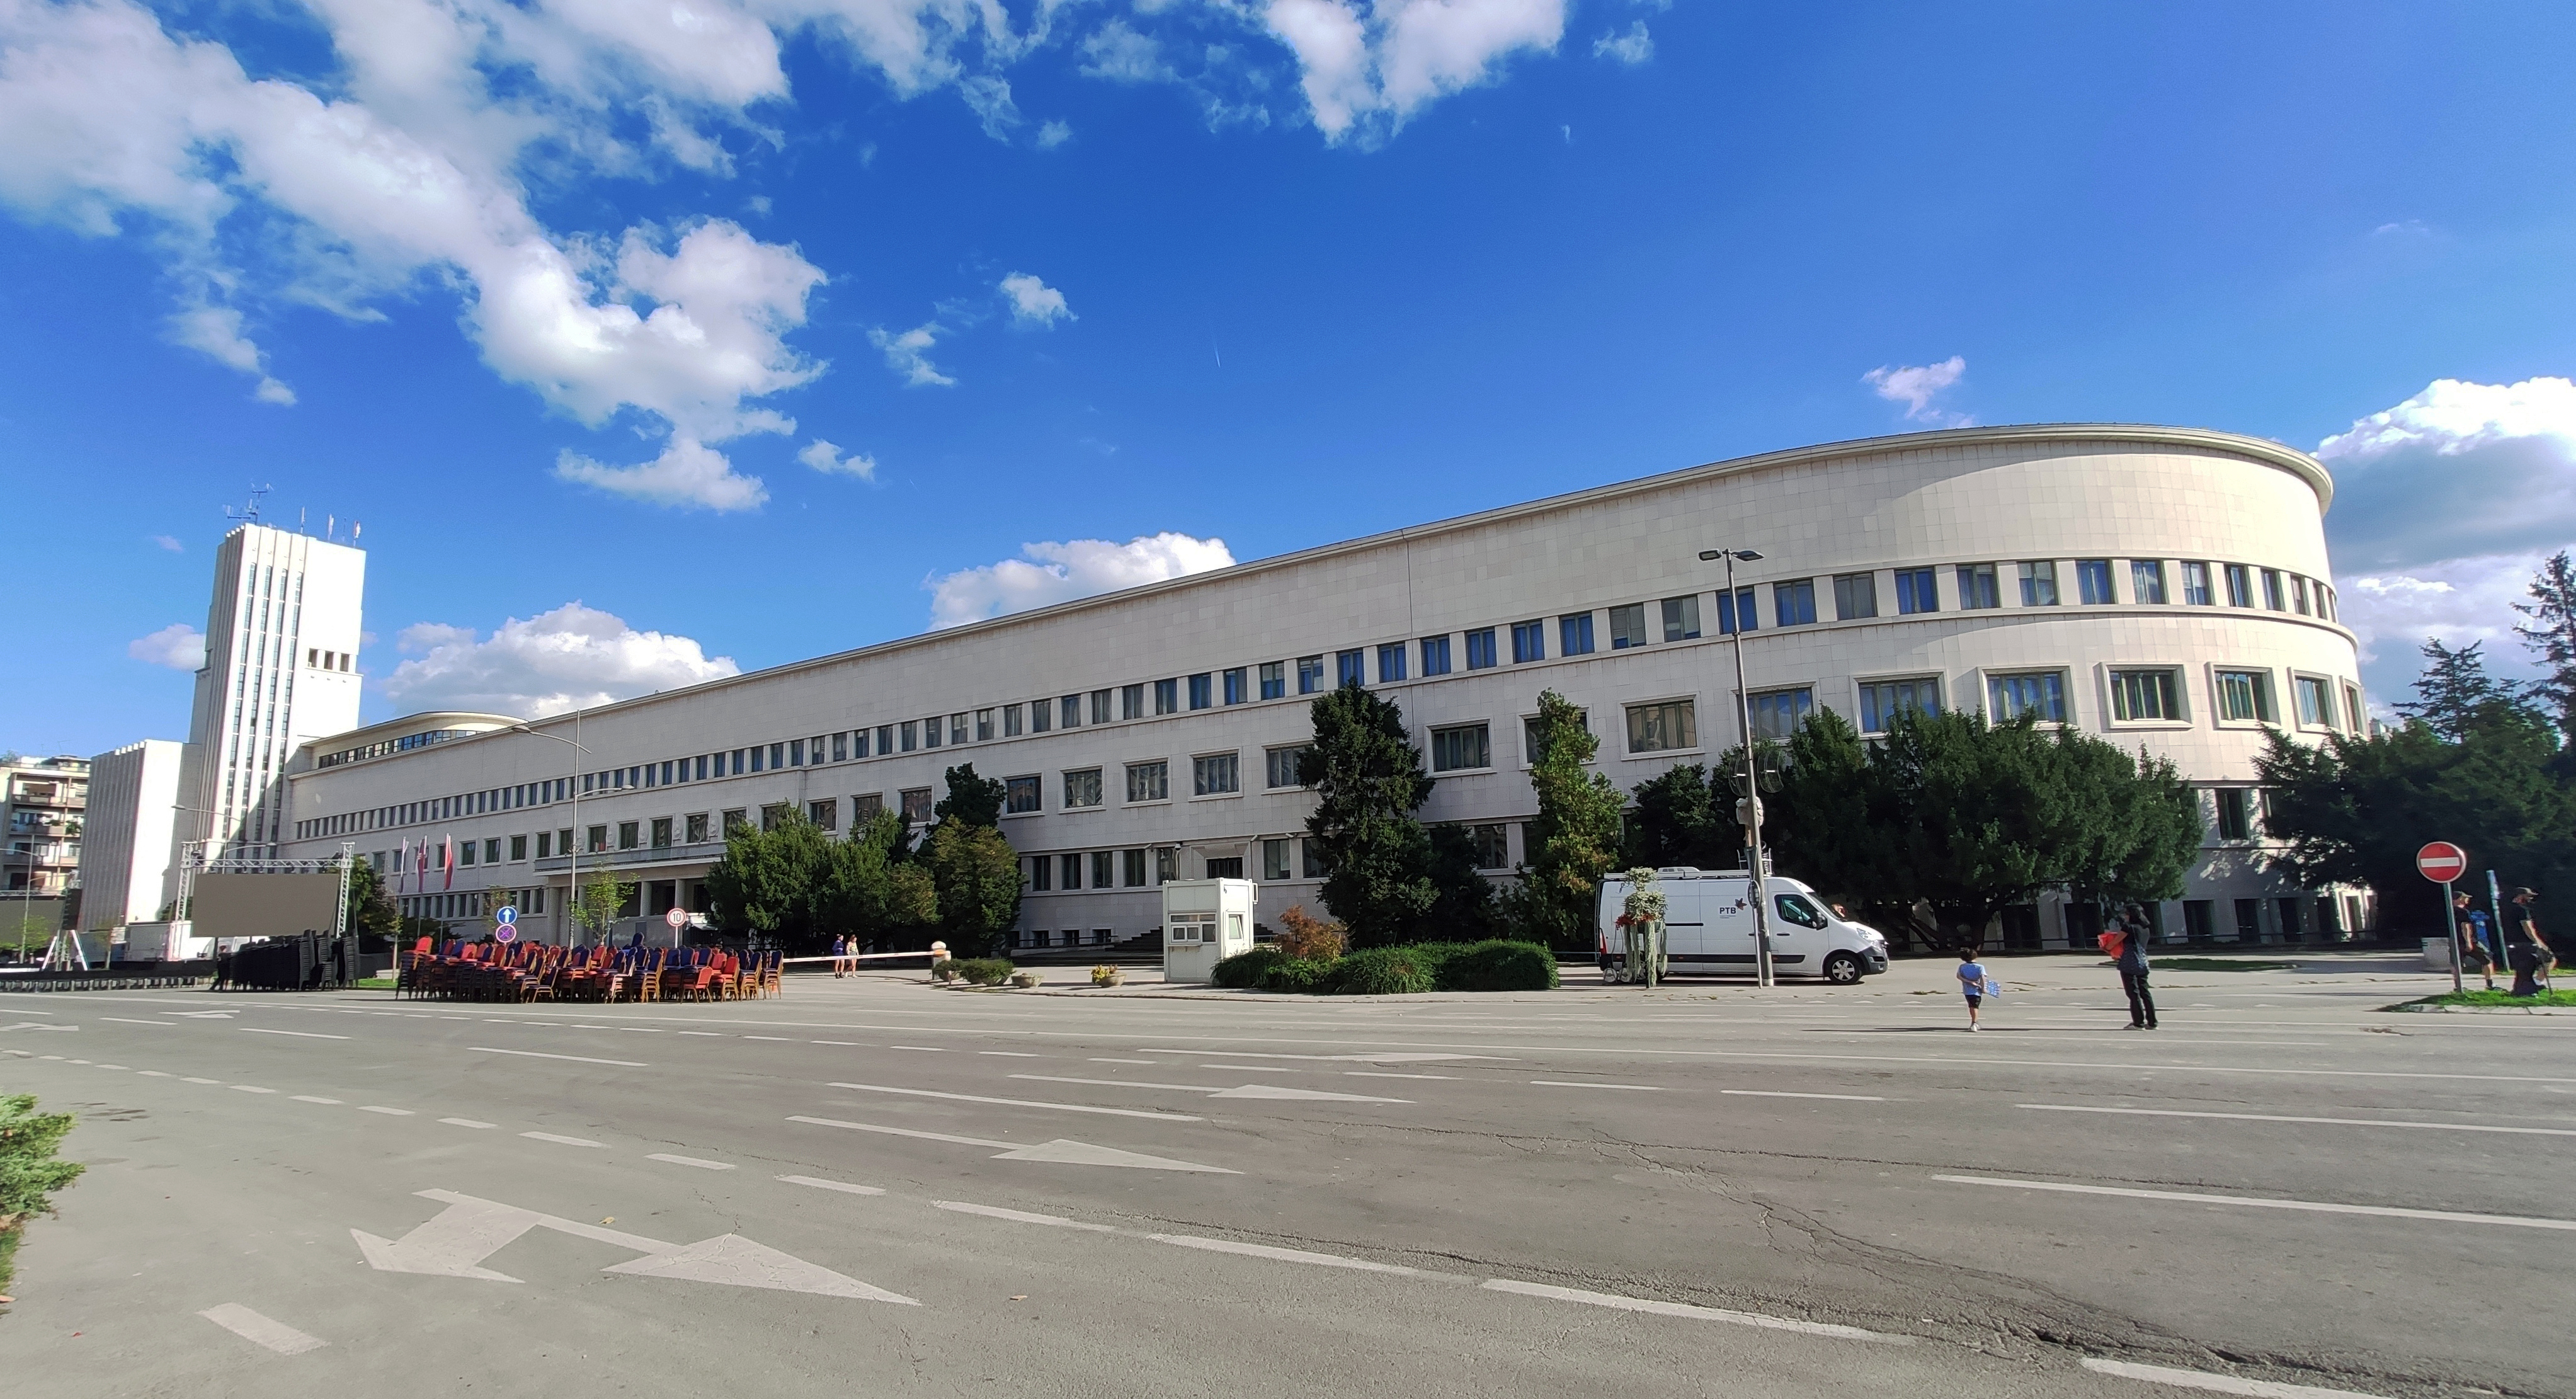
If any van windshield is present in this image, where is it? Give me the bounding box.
[1774,893,1830,929]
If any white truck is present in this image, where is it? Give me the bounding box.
[1597,868,1890,985]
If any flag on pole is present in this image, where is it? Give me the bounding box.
[442,836,455,891]
[395,837,409,892]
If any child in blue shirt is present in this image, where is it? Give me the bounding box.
[1956,947,1990,1031]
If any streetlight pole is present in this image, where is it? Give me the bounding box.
[510,716,588,947]
[1701,547,1776,990]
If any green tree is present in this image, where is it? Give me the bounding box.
[935,763,1008,828]
[926,819,1023,954]
[1508,689,1627,950]
[1625,763,1726,869]
[1301,681,1437,948]
[702,813,838,951]
[2516,550,2576,743]
[340,857,399,942]
[2393,639,2531,739]
[569,872,638,944]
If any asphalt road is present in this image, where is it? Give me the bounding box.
[3,952,2568,1399]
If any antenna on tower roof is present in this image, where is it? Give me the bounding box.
[224,484,273,526]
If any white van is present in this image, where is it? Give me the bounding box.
[1597,869,1890,985]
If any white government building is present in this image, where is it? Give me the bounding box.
[278,424,2369,952]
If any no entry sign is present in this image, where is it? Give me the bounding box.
[2416,842,2470,882]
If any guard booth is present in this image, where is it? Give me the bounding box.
[1161,878,1257,983]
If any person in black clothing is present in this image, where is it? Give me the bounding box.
[2502,888,2551,997]
[2114,904,2157,1029]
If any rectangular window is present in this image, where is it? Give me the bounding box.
[510,833,528,861]
[900,788,933,823]
[2343,683,2362,732]
[1894,568,1937,615]
[1297,656,1326,693]
[1464,629,1498,670]
[1156,847,1180,883]
[1029,855,1051,891]
[1336,649,1365,687]
[459,840,477,867]
[1559,612,1594,656]
[1091,851,1115,890]
[1833,572,1878,620]
[1747,687,1814,741]
[2018,561,2060,607]
[1260,662,1287,700]
[1470,823,1510,871]
[1857,678,1940,733]
[1154,678,1178,715]
[2262,569,2286,610]
[899,721,917,753]
[1301,839,1326,879]
[1060,853,1083,891]
[1265,745,1309,789]
[2076,559,2115,605]
[2110,668,2183,721]
[749,746,767,773]
[2294,675,2335,728]
[1958,563,2002,610]
[874,726,892,754]
[653,816,676,847]
[1660,595,1702,641]
[2320,585,2339,622]
[1003,704,1023,738]
[588,825,609,852]
[2223,563,2254,607]
[831,732,847,763]
[2181,561,2214,606]
[1714,586,1759,635]
[1005,775,1042,814]
[617,822,639,850]
[1192,751,1241,795]
[852,794,882,821]
[717,811,745,838]
[1429,724,1491,772]
[1625,700,1697,754]
[1062,695,1083,729]
[535,831,552,859]
[1522,708,1588,765]
[789,738,805,767]
[1188,673,1212,710]
[1127,761,1168,803]
[1122,684,1144,721]
[1122,848,1146,888]
[1987,671,2068,722]
[1377,644,1407,683]
[685,813,709,843]
[976,709,995,741]
[1063,768,1103,809]
[1418,636,1452,675]
[2292,575,2312,615]
[760,804,790,833]
[923,718,943,750]
[1091,689,1114,724]
[1607,603,1649,649]
[2215,675,2277,726]
[1223,668,1248,705]
[2215,787,2253,842]
[1511,620,1546,663]
[1262,838,1292,881]
[2131,560,2168,605]
[1773,580,1817,627]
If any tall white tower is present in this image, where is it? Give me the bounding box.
[178,523,366,861]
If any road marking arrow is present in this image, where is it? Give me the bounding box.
[788,1115,1236,1173]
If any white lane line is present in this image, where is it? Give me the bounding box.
[779,1173,886,1196]
[101,1017,175,1026]
[620,1028,662,1034]
[242,1027,348,1040]
[358,1105,414,1116]
[1010,1074,1407,1104]
[183,1076,220,1083]
[521,1131,605,1148]
[98,1064,130,1070]
[1723,1090,1888,1102]
[1013,1074,1217,1092]
[741,1036,791,1042]
[887,1045,947,1052]
[647,1153,735,1171]
[440,1117,497,1129]
[2020,1104,2576,1137]
[1935,1175,2576,1232]
[937,1200,1116,1231]
[1347,1071,1457,1080]
[2080,1356,2393,1397]
[468,1046,647,1068]
[292,1095,342,1105]
[791,1116,1012,1149]
[1530,1080,1663,1091]
[678,1031,724,1037]
[1481,1279,1908,1343]
[1090,1058,1154,1065]
[198,1303,327,1356]
[230,1085,278,1094]
[572,1024,609,1030]
[1202,1064,1297,1073]
[137,1070,173,1078]
[827,1082,1204,1122]
[1148,1233,1446,1277]
[979,1051,1045,1058]
[812,1040,862,1046]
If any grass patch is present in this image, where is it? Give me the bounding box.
[354,976,397,989]
[0,1217,20,1298]
[2395,988,2576,1010]
[2154,957,2301,973]
[1,1094,84,1298]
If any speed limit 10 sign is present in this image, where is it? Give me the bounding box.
[2416,842,2470,883]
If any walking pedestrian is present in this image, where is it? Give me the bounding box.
[2502,888,2551,997]
[831,932,848,978]
[2112,905,2158,1029]
[1956,947,1989,1031]
[2455,893,2497,991]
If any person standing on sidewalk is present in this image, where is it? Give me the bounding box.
[2456,893,2497,991]
[2503,888,2551,997]
[2114,905,2158,1029]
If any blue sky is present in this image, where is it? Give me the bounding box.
[4,1,2574,757]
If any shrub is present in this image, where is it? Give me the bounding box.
[1090,964,1124,987]
[1328,944,1447,995]
[1212,946,1287,989]
[1434,939,1560,992]
[1258,957,1335,993]
[1,1094,83,1221]
[950,957,1015,986]
[1274,905,1349,962]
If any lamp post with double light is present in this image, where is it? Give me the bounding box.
[1699,547,1777,989]
[508,715,588,945]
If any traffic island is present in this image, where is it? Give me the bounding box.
[2387,988,2576,1012]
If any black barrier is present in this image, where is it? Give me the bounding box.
[213,934,358,991]
[0,962,212,992]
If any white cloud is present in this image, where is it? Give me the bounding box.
[166,304,294,404]
[1035,118,1073,149]
[380,602,739,719]
[1861,356,1971,426]
[127,622,204,670]
[2314,377,2576,572]
[870,319,955,387]
[2335,551,2555,717]
[1592,21,1651,64]
[554,436,769,511]
[799,437,877,479]
[151,534,182,552]
[1082,20,1172,83]
[1000,271,1073,326]
[926,532,1236,628]
[1263,0,1566,144]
